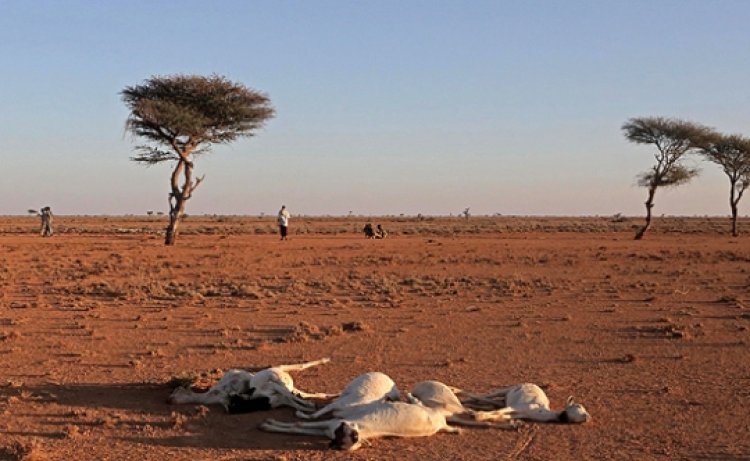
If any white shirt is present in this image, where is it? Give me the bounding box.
[278,209,290,226]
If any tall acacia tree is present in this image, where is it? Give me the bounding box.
[697,133,750,236]
[122,74,274,245]
[622,117,711,240]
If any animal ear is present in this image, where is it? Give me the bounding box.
[566,396,575,406]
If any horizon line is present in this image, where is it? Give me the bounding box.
[2,213,746,219]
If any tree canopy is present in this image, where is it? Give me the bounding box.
[636,164,698,188]
[699,133,750,183]
[122,74,275,164]
[622,117,711,175]
[697,132,750,236]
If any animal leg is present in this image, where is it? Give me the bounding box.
[470,407,514,423]
[440,424,462,434]
[462,401,502,411]
[274,358,331,373]
[459,385,513,404]
[447,415,519,430]
[460,392,508,409]
[259,418,333,437]
[294,389,340,400]
[267,381,317,411]
[168,387,227,406]
[295,403,334,420]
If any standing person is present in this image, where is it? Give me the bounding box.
[40,206,54,237]
[277,205,290,240]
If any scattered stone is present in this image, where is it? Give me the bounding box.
[342,321,369,332]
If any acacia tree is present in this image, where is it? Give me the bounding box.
[122,74,274,245]
[697,133,750,236]
[622,117,711,240]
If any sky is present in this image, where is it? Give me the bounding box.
[1,0,750,217]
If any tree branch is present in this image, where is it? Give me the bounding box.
[131,146,180,164]
[192,175,206,194]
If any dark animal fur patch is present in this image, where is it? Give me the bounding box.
[330,422,353,450]
[226,394,272,413]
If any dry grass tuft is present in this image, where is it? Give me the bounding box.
[281,321,323,343]
[0,331,20,341]
[0,441,48,461]
[276,321,369,343]
[170,411,190,429]
[63,425,82,439]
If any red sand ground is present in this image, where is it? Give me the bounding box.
[1,216,749,460]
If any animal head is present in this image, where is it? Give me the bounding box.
[330,421,361,450]
[562,396,591,423]
[167,386,194,404]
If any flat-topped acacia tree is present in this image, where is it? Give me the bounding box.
[697,133,750,237]
[122,74,274,245]
[622,117,711,240]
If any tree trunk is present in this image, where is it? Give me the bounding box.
[165,220,177,245]
[635,186,657,240]
[730,180,738,237]
[164,159,194,246]
[165,196,187,245]
[164,198,185,245]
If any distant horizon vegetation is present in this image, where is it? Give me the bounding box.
[5,212,749,219]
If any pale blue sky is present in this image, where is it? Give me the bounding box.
[1,0,749,216]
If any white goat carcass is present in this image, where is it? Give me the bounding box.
[295,371,400,419]
[461,383,591,424]
[167,358,336,413]
[408,380,518,429]
[260,399,460,450]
